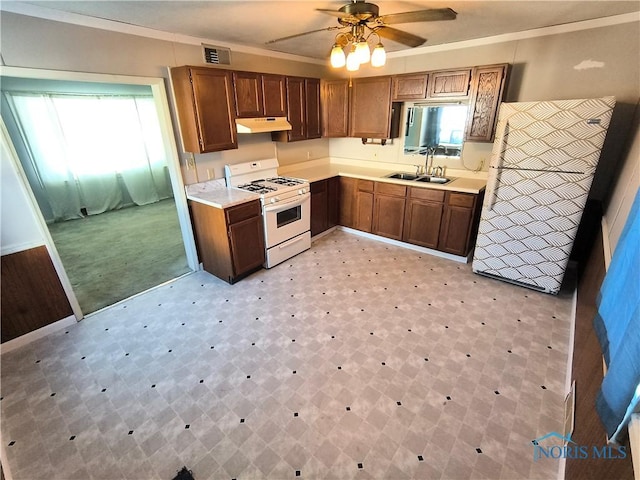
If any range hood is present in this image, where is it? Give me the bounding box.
[235,117,292,134]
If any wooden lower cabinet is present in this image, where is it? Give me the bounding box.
[310,177,339,237]
[189,199,265,284]
[438,192,482,256]
[355,180,374,232]
[372,183,406,240]
[338,176,357,228]
[338,177,483,257]
[403,188,445,249]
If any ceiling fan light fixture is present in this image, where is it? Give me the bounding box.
[345,45,360,71]
[371,42,386,67]
[330,43,346,68]
[354,40,370,64]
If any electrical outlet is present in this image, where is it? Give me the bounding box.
[186,153,195,170]
[307,151,311,160]
[207,168,214,180]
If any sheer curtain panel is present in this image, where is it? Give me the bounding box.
[7,93,172,221]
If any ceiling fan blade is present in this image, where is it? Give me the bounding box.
[374,26,426,48]
[376,8,457,25]
[265,26,341,45]
[316,8,352,18]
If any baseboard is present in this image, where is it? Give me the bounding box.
[0,315,77,354]
[336,226,469,264]
[311,226,338,242]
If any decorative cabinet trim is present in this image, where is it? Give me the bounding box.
[428,69,472,98]
[465,64,508,142]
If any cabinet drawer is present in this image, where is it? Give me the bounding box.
[447,192,475,208]
[358,179,374,193]
[409,187,445,202]
[375,182,406,197]
[226,200,261,224]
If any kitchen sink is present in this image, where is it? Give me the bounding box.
[386,172,419,180]
[415,176,454,184]
[386,172,454,184]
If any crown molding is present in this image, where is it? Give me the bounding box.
[387,11,640,59]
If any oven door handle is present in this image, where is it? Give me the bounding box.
[263,193,310,213]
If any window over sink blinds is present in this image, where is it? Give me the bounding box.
[5,93,172,221]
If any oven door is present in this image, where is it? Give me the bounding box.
[263,192,311,248]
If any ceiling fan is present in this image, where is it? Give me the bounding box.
[266,1,457,59]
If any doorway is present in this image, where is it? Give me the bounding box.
[0,67,198,317]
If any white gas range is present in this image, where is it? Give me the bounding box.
[224,158,311,268]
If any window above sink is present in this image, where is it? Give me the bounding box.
[403,103,467,158]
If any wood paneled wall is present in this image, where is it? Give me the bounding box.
[565,231,634,479]
[1,246,73,343]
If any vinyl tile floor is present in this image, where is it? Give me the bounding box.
[1,229,574,480]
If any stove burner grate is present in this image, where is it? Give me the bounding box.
[237,183,277,194]
[266,176,305,187]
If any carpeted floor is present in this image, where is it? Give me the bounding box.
[47,198,191,314]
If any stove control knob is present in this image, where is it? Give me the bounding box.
[270,197,277,204]
[298,188,307,195]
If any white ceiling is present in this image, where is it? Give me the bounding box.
[10,1,640,60]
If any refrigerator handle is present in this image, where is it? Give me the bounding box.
[485,121,508,211]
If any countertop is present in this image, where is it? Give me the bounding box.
[186,158,487,209]
[279,158,487,194]
[185,179,259,209]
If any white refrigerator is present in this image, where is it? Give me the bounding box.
[472,97,615,294]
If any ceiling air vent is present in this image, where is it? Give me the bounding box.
[202,44,231,65]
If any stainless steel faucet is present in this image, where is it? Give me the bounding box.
[425,147,436,176]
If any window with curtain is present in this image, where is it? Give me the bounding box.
[5,92,173,221]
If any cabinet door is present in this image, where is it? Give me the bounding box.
[373,194,406,240]
[327,176,339,229]
[403,199,444,249]
[305,78,322,139]
[170,66,237,153]
[465,64,507,142]
[233,71,263,117]
[261,74,287,117]
[285,77,306,141]
[338,176,357,228]
[428,69,472,98]
[356,191,374,233]
[392,73,429,101]
[228,215,265,278]
[438,192,476,256]
[310,179,328,237]
[322,79,350,137]
[349,76,393,138]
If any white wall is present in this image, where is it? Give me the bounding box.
[0,122,45,255]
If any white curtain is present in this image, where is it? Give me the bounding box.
[7,93,172,221]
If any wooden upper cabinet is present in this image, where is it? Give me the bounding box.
[392,73,429,101]
[350,76,393,138]
[272,76,320,142]
[170,66,237,153]
[428,69,472,98]
[233,71,263,117]
[285,76,306,141]
[305,78,322,139]
[233,72,286,117]
[465,64,508,142]
[322,79,350,137]
[262,74,287,117]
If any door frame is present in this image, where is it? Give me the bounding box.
[0,65,199,319]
